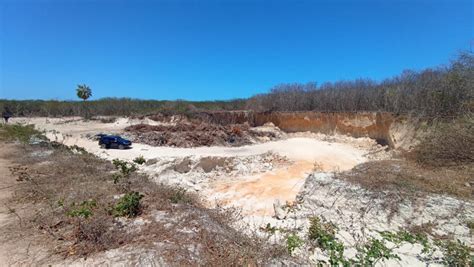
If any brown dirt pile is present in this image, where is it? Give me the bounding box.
[124,123,277,148]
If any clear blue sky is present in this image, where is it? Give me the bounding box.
[0,0,472,101]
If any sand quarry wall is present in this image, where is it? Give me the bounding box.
[196,111,397,148]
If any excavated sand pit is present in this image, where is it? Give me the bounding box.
[12,116,473,265]
[13,117,384,217]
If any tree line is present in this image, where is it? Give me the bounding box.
[246,52,473,117]
[1,52,472,118]
[0,98,247,117]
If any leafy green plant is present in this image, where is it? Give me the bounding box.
[379,230,431,254]
[436,239,471,266]
[67,200,97,219]
[169,187,192,204]
[133,155,146,165]
[113,192,143,217]
[308,217,347,265]
[112,159,137,176]
[353,238,400,266]
[286,234,303,254]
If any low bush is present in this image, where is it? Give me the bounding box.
[353,238,400,265]
[168,187,193,204]
[0,124,45,143]
[436,239,472,266]
[133,155,146,165]
[308,217,347,265]
[112,159,137,176]
[113,192,143,217]
[67,199,97,219]
[286,234,303,254]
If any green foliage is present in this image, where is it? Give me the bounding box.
[67,200,97,219]
[353,238,401,265]
[111,159,137,185]
[113,192,143,217]
[112,159,137,176]
[0,98,246,117]
[112,173,122,184]
[436,239,472,266]
[308,217,347,265]
[0,124,45,143]
[133,155,146,165]
[379,230,431,254]
[76,84,92,101]
[169,187,192,204]
[286,234,303,254]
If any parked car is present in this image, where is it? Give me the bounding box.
[98,135,132,149]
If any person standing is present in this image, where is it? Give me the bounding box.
[2,107,12,123]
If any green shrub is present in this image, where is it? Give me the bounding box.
[437,239,472,266]
[286,234,303,254]
[112,159,137,176]
[353,238,400,265]
[308,217,347,265]
[380,230,431,254]
[113,192,143,217]
[67,199,97,219]
[169,187,192,204]
[0,124,45,143]
[133,155,146,165]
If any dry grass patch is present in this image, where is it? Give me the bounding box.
[2,138,286,264]
[337,160,472,204]
[407,116,474,167]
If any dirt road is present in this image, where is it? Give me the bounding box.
[0,144,16,264]
[0,144,52,265]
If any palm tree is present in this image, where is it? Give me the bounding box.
[76,84,92,101]
[76,84,92,118]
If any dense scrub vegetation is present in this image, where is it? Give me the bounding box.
[1,52,472,118]
[247,52,473,117]
[0,98,246,117]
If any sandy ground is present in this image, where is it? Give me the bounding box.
[0,144,16,265]
[6,117,473,266]
[0,144,54,265]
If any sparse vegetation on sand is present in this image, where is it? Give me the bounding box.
[0,123,45,143]
[0,124,286,265]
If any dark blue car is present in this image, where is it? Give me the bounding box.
[98,135,132,149]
